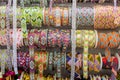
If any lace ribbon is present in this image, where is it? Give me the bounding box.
[6,0,12,70]
[13,0,18,74]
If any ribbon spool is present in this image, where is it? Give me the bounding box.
[94,5,119,29]
[76,30,96,48]
[97,32,120,48]
[66,52,82,79]
[77,7,94,27]
[48,29,71,48]
[34,51,47,79]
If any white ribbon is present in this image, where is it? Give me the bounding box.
[71,0,77,80]
[13,0,18,74]
[6,0,12,70]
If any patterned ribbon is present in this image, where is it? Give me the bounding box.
[21,8,27,38]
[56,52,61,79]
[6,0,12,70]
[83,30,88,79]
[77,7,94,27]
[97,32,120,48]
[0,29,23,47]
[66,52,82,79]
[61,7,69,26]
[54,7,61,27]
[0,6,6,29]
[17,51,29,71]
[0,49,9,74]
[94,6,118,29]
[29,32,35,80]
[31,7,43,27]
[34,51,47,80]
[94,53,101,72]
[114,7,120,26]
[39,29,47,50]
[76,30,96,48]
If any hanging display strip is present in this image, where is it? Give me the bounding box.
[0,6,120,29]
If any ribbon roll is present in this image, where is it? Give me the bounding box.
[97,32,120,48]
[88,54,94,71]
[94,53,102,72]
[76,30,96,48]
[30,7,43,27]
[83,30,88,79]
[61,7,69,26]
[44,8,50,26]
[114,7,120,26]
[66,52,82,79]
[77,7,94,27]
[54,7,61,27]
[39,29,48,50]
[34,51,47,79]
[94,5,118,29]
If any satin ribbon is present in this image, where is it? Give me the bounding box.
[29,32,35,80]
[77,7,94,27]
